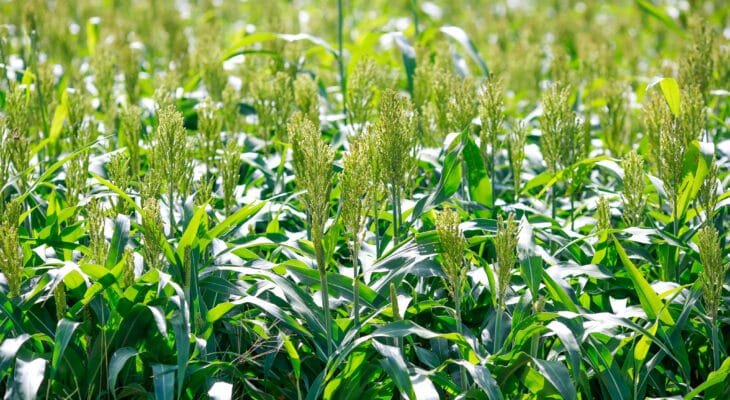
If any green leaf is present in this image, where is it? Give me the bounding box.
[91,173,143,214]
[440,26,490,76]
[372,340,417,399]
[684,357,730,399]
[613,237,675,326]
[658,77,681,117]
[635,0,686,35]
[531,358,577,400]
[462,130,492,210]
[520,256,543,297]
[282,334,301,381]
[105,215,130,269]
[207,201,265,240]
[452,360,503,400]
[178,206,207,258]
[584,340,631,400]
[48,91,68,145]
[108,347,137,400]
[50,319,80,381]
[676,140,710,219]
[151,364,177,400]
[407,143,462,224]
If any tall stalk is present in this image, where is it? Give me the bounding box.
[315,235,332,355]
[711,322,720,371]
[351,243,360,332]
[169,183,175,234]
[454,291,468,391]
[391,186,401,245]
[288,112,335,356]
[494,306,503,354]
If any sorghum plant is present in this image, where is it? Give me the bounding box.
[643,91,672,174]
[108,152,131,214]
[600,83,630,156]
[220,139,241,214]
[699,159,719,224]
[374,89,417,245]
[480,77,505,206]
[540,84,585,225]
[680,85,705,143]
[0,216,22,298]
[446,75,477,133]
[253,71,294,145]
[680,17,715,100]
[91,45,117,129]
[595,196,611,232]
[141,198,165,271]
[340,136,373,329]
[120,105,143,177]
[195,27,227,101]
[123,247,135,288]
[150,105,189,230]
[118,40,140,103]
[435,208,469,390]
[197,98,223,175]
[621,151,646,227]
[288,111,335,353]
[294,74,320,127]
[494,212,519,353]
[658,117,686,235]
[508,121,527,199]
[696,225,728,370]
[347,58,385,125]
[66,88,89,139]
[86,199,107,264]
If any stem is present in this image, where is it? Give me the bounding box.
[390,283,402,352]
[352,241,360,335]
[711,320,721,371]
[337,0,347,122]
[670,194,678,281]
[168,182,175,236]
[455,294,468,391]
[550,185,557,252]
[373,200,382,258]
[315,234,332,355]
[529,322,540,358]
[391,187,400,246]
[490,145,496,210]
[494,306,503,354]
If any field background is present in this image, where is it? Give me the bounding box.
[0,0,729,399]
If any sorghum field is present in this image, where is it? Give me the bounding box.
[0,0,729,399]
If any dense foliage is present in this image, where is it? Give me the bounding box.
[0,0,729,398]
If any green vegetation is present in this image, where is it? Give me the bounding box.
[0,0,728,398]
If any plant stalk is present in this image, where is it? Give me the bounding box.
[391,186,401,246]
[711,321,721,371]
[494,306,503,354]
[351,241,360,335]
[168,182,175,236]
[315,234,332,355]
[455,294,468,391]
[490,145,496,210]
